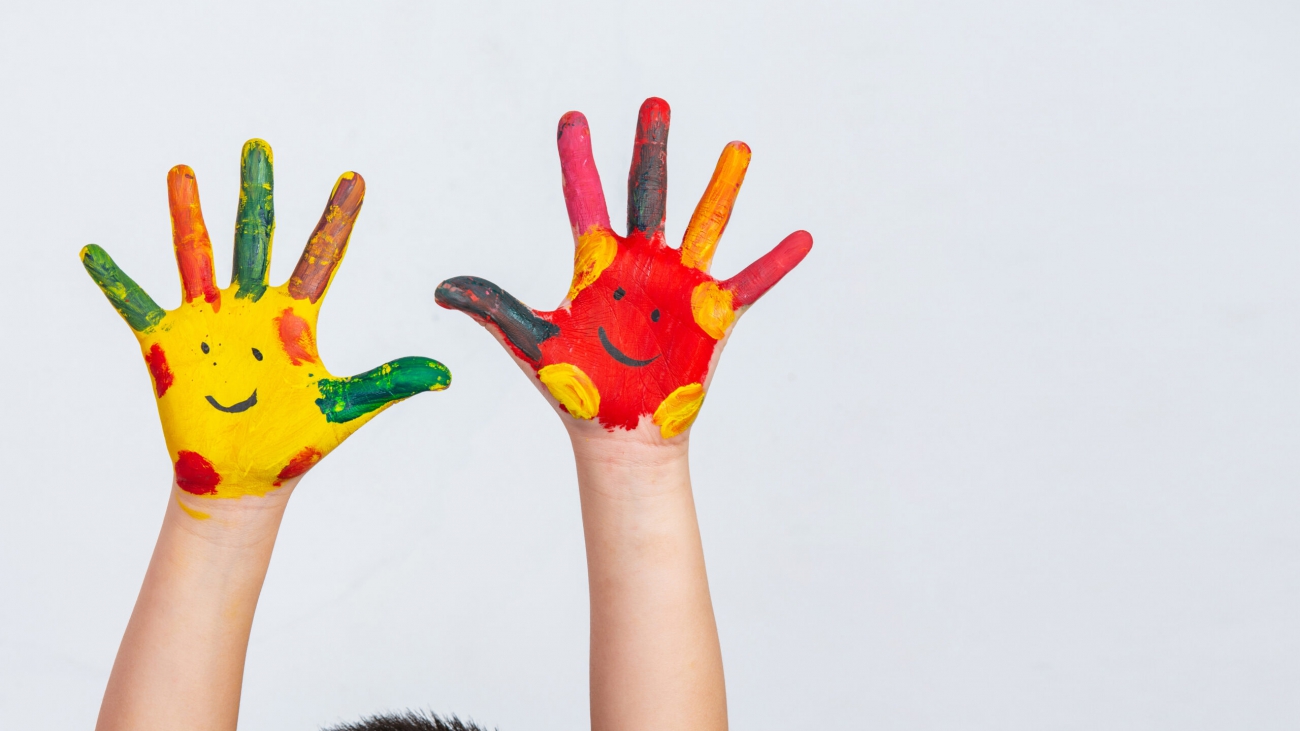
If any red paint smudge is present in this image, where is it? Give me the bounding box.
[276,308,319,365]
[144,343,174,397]
[275,447,322,486]
[175,450,221,495]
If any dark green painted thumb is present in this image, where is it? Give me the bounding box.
[80,244,166,332]
[315,356,452,423]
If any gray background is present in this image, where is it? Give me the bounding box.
[1,1,1297,729]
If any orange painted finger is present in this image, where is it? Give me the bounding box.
[287,172,365,303]
[167,165,220,308]
[680,141,750,272]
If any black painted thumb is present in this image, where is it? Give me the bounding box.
[435,276,559,362]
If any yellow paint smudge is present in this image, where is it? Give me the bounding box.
[690,281,736,340]
[654,383,706,438]
[566,228,617,302]
[176,494,210,520]
[539,362,600,419]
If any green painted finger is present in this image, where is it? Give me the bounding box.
[233,139,275,301]
[315,356,452,423]
[80,244,165,332]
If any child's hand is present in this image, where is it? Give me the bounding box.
[436,98,810,440]
[82,140,451,499]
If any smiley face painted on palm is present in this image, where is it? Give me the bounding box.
[83,140,451,499]
[437,98,812,438]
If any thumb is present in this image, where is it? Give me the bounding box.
[316,357,451,424]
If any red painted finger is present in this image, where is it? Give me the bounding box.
[558,111,611,240]
[167,165,220,309]
[626,97,670,239]
[288,172,365,303]
[723,230,813,307]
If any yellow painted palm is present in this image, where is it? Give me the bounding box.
[82,140,450,501]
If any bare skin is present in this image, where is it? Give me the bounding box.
[569,420,727,731]
[94,425,725,731]
[95,481,297,731]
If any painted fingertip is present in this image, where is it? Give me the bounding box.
[638,96,671,123]
[167,164,197,187]
[558,111,590,139]
[242,138,273,159]
[787,229,814,254]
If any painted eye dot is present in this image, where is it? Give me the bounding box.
[613,287,626,301]
[200,342,209,354]
[651,309,660,322]
[251,348,263,361]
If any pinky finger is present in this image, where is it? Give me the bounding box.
[723,230,813,307]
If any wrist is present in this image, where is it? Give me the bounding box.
[568,419,692,502]
[169,478,296,550]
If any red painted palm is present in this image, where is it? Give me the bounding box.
[437,98,812,438]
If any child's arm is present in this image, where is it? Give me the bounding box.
[436,98,811,731]
[97,484,295,731]
[83,140,450,731]
[571,433,725,731]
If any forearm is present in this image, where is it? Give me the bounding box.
[96,483,293,731]
[571,433,727,731]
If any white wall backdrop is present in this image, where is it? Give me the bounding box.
[1,1,1298,729]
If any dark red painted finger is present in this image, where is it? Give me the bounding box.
[626,97,670,238]
[288,172,365,303]
[558,111,611,239]
[435,276,558,363]
[167,166,221,309]
[723,230,814,307]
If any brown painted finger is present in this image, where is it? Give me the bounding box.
[287,172,365,303]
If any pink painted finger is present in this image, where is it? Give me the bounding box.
[558,111,611,239]
[723,230,813,307]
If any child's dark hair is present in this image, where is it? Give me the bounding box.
[322,710,492,731]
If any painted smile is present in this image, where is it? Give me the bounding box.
[205,390,258,413]
[598,327,659,368]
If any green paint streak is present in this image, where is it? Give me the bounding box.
[81,244,165,332]
[316,356,451,423]
[233,138,274,301]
